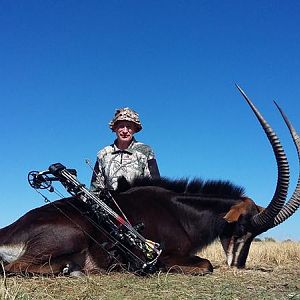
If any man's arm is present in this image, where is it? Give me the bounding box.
[90,159,106,191]
[148,158,160,178]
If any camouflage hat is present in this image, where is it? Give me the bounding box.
[109,107,142,132]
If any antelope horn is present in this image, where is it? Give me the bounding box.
[271,101,300,227]
[236,85,290,229]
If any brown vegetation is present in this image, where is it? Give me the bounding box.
[199,240,300,268]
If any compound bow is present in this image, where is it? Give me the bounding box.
[28,163,162,275]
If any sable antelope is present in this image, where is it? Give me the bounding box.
[0,87,299,276]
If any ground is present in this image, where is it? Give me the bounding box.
[1,241,300,299]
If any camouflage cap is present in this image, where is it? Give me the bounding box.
[109,107,142,132]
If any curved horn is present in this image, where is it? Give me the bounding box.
[271,101,300,227]
[236,85,290,229]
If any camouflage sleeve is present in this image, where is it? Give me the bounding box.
[90,157,106,191]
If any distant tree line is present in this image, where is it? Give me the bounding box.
[253,237,293,242]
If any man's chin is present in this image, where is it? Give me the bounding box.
[120,137,132,142]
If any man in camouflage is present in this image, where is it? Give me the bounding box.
[90,107,160,191]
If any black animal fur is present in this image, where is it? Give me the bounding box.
[117,176,245,199]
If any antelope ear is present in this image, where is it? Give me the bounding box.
[223,207,241,223]
[116,176,131,192]
[256,205,265,213]
[223,198,255,223]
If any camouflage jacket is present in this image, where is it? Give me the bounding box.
[90,138,160,191]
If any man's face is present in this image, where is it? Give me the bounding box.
[114,121,136,143]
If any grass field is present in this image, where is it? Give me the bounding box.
[1,241,300,300]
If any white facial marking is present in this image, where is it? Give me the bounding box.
[0,243,26,263]
[226,238,234,266]
[233,232,253,265]
[234,239,245,265]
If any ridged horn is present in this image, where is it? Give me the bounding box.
[271,101,300,227]
[236,85,290,229]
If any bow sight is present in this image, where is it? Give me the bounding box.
[28,163,162,274]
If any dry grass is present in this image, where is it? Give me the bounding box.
[199,240,300,268]
[1,241,300,299]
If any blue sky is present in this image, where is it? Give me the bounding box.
[1,0,299,240]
